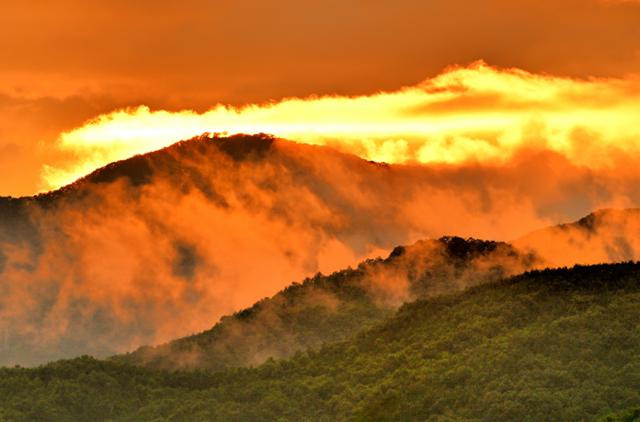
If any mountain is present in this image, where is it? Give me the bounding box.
[515,208,640,267]
[2,262,639,421]
[112,236,534,370]
[2,132,640,367]
[114,207,640,372]
[2,133,497,366]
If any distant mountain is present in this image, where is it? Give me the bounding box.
[2,262,640,421]
[515,208,640,266]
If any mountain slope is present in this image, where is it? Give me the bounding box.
[5,133,512,365]
[2,262,640,421]
[112,236,534,370]
[515,208,640,266]
[3,132,640,366]
[114,208,640,372]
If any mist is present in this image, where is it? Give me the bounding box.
[1,134,640,366]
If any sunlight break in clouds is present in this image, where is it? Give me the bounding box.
[44,61,640,190]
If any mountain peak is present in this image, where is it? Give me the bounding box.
[573,207,640,232]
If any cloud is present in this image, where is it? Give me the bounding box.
[41,62,640,192]
[515,209,640,267]
[0,91,148,196]
[3,133,640,366]
[3,0,640,195]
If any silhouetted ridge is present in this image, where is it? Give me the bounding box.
[438,236,506,260]
[82,133,275,188]
[215,133,275,161]
[388,245,406,258]
[86,155,154,186]
[558,208,640,233]
[0,133,277,205]
[387,237,509,262]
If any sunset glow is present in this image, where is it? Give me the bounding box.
[45,62,640,190]
[6,3,640,415]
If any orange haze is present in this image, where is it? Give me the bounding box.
[43,62,640,191]
[4,134,640,366]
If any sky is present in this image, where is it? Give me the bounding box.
[2,0,640,196]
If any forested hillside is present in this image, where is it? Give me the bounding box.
[112,236,533,370]
[2,262,640,421]
[603,408,640,422]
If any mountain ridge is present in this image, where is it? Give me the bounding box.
[111,235,534,370]
[1,133,640,367]
[112,207,640,371]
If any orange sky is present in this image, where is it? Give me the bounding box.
[2,0,640,195]
[42,62,640,190]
